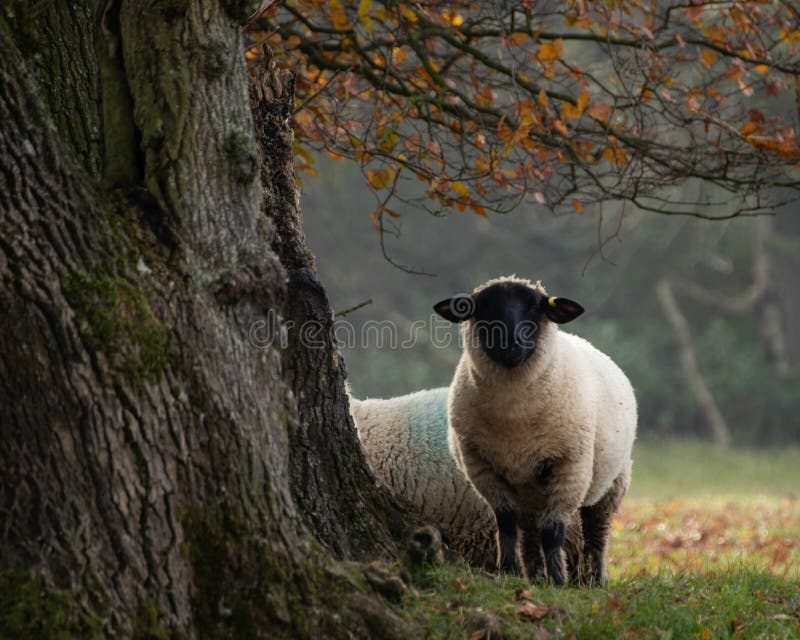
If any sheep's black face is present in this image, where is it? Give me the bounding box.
[471,283,544,368]
[433,281,585,369]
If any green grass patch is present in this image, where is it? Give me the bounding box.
[392,441,800,637]
[629,439,800,500]
[399,561,800,639]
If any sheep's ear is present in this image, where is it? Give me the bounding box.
[542,296,584,324]
[433,295,475,323]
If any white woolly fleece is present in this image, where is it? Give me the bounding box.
[447,275,637,521]
[350,388,496,567]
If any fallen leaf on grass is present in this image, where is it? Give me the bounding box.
[465,612,507,640]
[456,578,468,592]
[516,601,550,621]
[729,617,745,634]
[772,614,794,620]
[607,594,628,611]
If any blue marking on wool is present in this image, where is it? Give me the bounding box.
[406,387,450,453]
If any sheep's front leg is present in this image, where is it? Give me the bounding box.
[518,513,545,582]
[519,458,585,587]
[494,505,520,576]
[458,446,519,575]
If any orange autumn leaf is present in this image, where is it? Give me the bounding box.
[739,121,761,136]
[507,32,529,46]
[537,88,549,108]
[536,39,564,62]
[602,146,629,164]
[552,119,569,136]
[571,198,584,213]
[586,101,613,122]
[470,203,487,217]
[561,89,590,121]
[700,49,717,67]
[746,133,800,158]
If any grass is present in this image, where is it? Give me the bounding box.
[629,439,800,500]
[400,564,799,639]
[389,439,800,638]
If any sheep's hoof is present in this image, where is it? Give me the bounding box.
[523,562,546,583]
[498,559,521,577]
[545,559,567,587]
[549,570,567,587]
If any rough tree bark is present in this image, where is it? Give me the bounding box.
[1,3,411,638]
[249,48,410,558]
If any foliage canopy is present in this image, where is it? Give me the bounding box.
[252,0,800,224]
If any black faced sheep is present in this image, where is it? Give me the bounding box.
[434,276,637,586]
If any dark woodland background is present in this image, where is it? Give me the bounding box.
[304,157,800,445]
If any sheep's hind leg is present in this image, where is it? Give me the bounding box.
[563,511,586,585]
[580,468,630,586]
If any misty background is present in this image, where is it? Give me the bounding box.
[301,156,800,445]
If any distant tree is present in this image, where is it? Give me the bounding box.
[255,0,800,224]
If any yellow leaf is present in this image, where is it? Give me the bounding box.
[452,181,469,197]
[378,131,398,152]
[329,0,350,30]
[392,46,409,65]
[366,166,396,189]
[358,0,373,33]
[400,5,418,22]
[536,39,564,62]
[442,9,464,26]
[571,198,584,214]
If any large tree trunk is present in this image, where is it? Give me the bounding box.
[0,4,410,638]
[249,50,410,558]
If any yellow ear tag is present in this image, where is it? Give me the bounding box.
[548,296,558,307]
